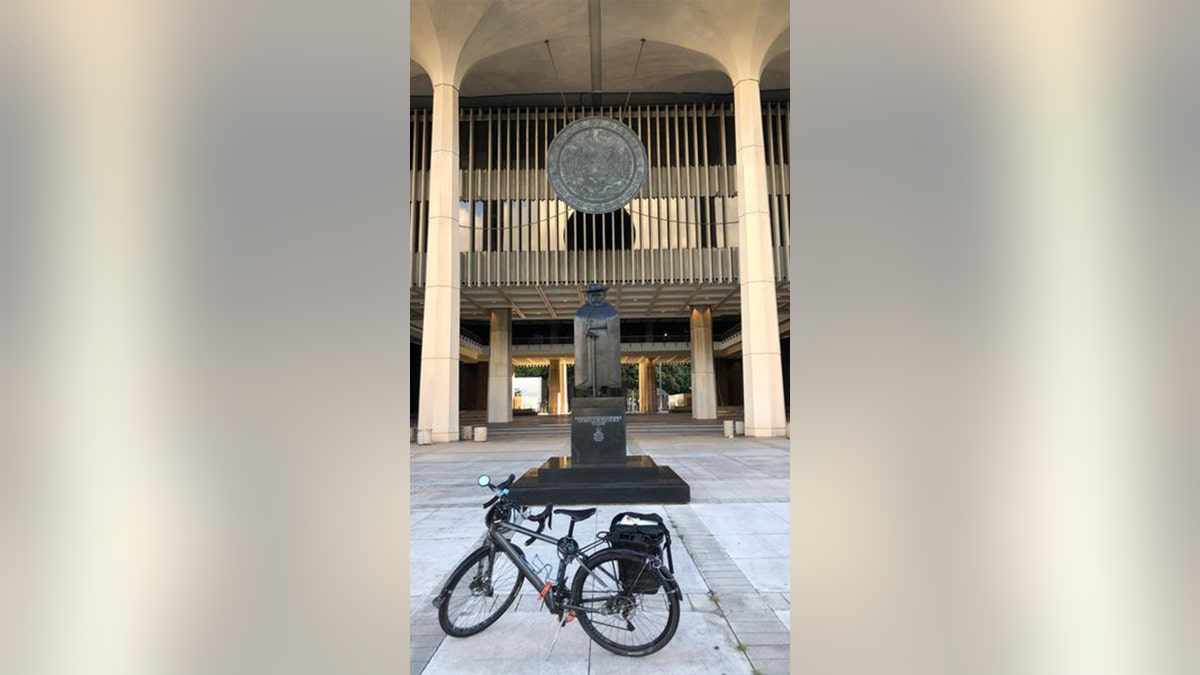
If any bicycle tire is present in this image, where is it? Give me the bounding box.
[570,548,680,656]
[437,544,524,637]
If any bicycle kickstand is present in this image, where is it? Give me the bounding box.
[545,611,576,659]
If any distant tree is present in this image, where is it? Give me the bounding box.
[514,365,548,378]
[658,364,692,395]
[622,364,638,400]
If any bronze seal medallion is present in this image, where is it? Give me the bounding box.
[547,117,647,214]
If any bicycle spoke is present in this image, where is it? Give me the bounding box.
[439,547,523,636]
[572,551,677,655]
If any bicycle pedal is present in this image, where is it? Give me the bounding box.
[563,611,576,626]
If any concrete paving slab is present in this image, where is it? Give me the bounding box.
[724,619,789,635]
[743,644,790,662]
[774,609,789,630]
[587,612,753,675]
[410,507,483,538]
[709,592,769,612]
[685,593,722,613]
[715,533,791,559]
[411,510,436,528]
[727,557,790,594]
[734,630,790,646]
[762,592,790,610]
[689,503,790,535]
[760,502,791,521]
[410,432,792,674]
[422,610,591,675]
[753,657,792,675]
[408,537,483,597]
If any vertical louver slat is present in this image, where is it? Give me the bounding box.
[416,109,426,257]
[687,104,698,280]
[503,109,511,284]
[538,107,546,284]
[777,103,790,255]
[521,107,528,282]
[463,106,472,283]
[409,111,418,263]
[764,104,777,252]
[717,106,729,277]
[639,105,648,281]
[420,102,768,288]
[700,102,705,278]
[667,104,676,283]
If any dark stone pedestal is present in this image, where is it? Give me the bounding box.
[511,397,690,505]
[570,397,626,464]
[510,455,691,505]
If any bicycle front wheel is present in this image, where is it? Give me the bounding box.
[570,548,680,656]
[438,544,523,637]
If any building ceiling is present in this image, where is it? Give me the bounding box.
[411,0,789,102]
[410,280,789,322]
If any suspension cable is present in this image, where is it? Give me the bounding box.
[623,38,647,112]
[544,40,571,117]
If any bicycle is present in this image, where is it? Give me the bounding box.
[431,473,681,657]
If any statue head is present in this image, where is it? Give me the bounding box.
[584,283,606,307]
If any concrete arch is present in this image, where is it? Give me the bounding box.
[761,46,790,92]
[413,0,787,92]
[410,59,432,97]
[458,36,732,99]
[760,28,790,79]
[458,37,590,99]
[599,0,788,82]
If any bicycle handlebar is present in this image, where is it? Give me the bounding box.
[524,505,554,545]
[481,473,516,507]
[478,475,558,544]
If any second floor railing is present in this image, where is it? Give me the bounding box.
[410,102,790,287]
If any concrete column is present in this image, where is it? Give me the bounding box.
[690,307,718,419]
[470,365,484,408]
[639,358,659,413]
[417,82,462,442]
[733,77,787,437]
[487,309,512,424]
[638,359,649,412]
[560,360,570,413]
[547,359,563,415]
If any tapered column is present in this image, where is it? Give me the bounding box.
[560,360,570,413]
[733,78,787,436]
[547,358,563,415]
[690,307,718,419]
[487,309,512,424]
[638,359,649,412]
[639,358,659,413]
[417,83,461,442]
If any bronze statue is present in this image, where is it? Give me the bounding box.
[574,283,622,397]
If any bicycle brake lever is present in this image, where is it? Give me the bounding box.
[525,518,546,545]
[483,495,498,508]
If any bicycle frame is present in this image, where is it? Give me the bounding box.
[483,518,613,617]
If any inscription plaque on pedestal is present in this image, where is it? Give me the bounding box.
[569,397,626,465]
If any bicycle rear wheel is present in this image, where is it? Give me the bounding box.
[570,548,680,656]
[438,544,523,637]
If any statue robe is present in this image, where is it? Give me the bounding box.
[574,302,621,395]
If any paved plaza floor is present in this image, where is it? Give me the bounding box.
[410,432,791,675]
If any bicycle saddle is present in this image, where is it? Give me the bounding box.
[553,507,596,522]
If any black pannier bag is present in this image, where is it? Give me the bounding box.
[607,512,675,594]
